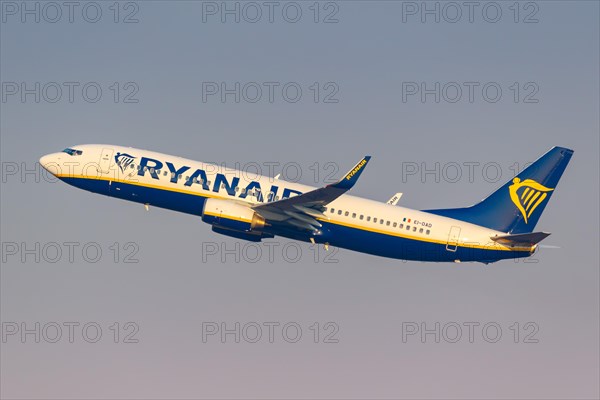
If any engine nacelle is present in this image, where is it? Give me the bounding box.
[202,198,266,236]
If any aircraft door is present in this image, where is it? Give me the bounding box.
[446,226,461,252]
[98,148,114,174]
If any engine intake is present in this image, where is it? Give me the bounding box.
[202,198,266,235]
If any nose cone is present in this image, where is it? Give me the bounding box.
[39,154,51,168]
[39,153,61,176]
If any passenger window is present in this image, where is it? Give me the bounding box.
[345,211,349,216]
[419,228,423,233]
[338,210,342,215]
[360,215,364,220]
[352,213,356,218]
[426,229,430,235]
[406,225,410,230]
[373,218,377,223]
[380,219,384,224]
[393,222,397,227]
[386,221,390,226]
[150,168,155,174]
[399,224,404,229]
[331,208,335,213]
[163,170,167,176]
[367,216,371,222]
[413,226,417,232]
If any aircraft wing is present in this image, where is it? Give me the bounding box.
[253,156,371,232]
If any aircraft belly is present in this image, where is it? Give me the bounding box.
[321,222,531,262]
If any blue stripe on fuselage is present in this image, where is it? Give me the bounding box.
[60,176,208,216]
[308,222,530,262]
[58,176,531,262]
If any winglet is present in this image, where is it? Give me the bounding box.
[387,193,403,206]
[331,156,371,190]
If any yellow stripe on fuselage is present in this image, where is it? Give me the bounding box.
[56,173,223,200]
[57,174,532,253]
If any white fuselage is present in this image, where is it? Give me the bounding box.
[40,144,535,262]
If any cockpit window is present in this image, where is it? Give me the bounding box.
[62,148,83,156]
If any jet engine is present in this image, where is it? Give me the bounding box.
[201,198,271,241]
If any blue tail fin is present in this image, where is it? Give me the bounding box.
[425,146,574,233]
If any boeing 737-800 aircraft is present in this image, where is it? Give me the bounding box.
[40,145,573,263]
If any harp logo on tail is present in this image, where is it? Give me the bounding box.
[509,178,554,223]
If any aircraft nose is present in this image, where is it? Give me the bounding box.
[39,154,51,167]
[39,153,61,176]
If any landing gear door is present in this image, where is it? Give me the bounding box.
[446,226,461,252]
[98,148,114,174]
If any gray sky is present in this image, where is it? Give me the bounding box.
[1,1,599,399]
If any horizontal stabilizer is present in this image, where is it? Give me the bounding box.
[491,231,551,246]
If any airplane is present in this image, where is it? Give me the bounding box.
[39,145,573,263]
